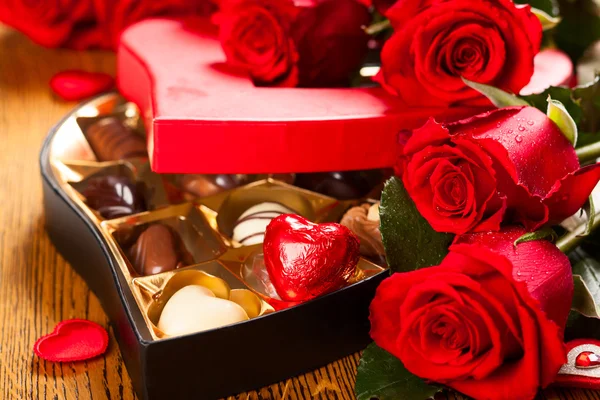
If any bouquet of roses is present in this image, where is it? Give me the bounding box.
[348,0,600,398]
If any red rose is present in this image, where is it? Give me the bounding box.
[377,0,542,106]
[216,0,300,87]
[0,0,96,48]
[370,228,572,400]
[401,106,600,234]
[291,0,370,87]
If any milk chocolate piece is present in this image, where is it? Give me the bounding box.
[294,170,385,200]
[340,203,385,264]
[128,224,194,276]
[85,117,147,161]
[82,175,146,219]
[179,174,247,199]
[268,173,295,185]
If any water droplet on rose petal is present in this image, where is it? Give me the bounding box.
[527,120,534,126]
[518,125,525,132]
[515,135,523,143]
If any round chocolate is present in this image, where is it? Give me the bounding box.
[85,117,147,161]
[294,170,385,200]
[179,174,247,198]
[128,224,194,276]
[81,175,146,219]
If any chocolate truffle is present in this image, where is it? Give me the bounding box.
[85,117,147,161]
[128,224,194,276]
[232,202,295,246]
[157,285,249,336]
[179,174,247,199]
[340,202,385,263]
[294,170,385,200]
[81,175,146,219]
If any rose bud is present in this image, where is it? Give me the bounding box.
[370,227,572,400]
[400,106,600,234]
[291,0,370,87]
[216,0,300,87]
[377,0,542,106]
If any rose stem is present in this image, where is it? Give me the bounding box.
[556,214,600,254]
[576,142,600,164]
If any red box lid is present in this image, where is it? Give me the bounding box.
[116,19,565,174]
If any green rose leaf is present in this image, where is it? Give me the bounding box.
[513,227,558,247]
[573,75,600,135]
[514,0,557,15]
[583,195,597,236]
[380,177,454,272]
[356,343,442,400]
[554,0,600,62]
[531,7,561,30]
[547,96,578,146]
[572,258,600,319]
[462,78,530,108]
[365,19,391,35]
[521,86,583,125]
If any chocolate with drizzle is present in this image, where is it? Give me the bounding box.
[232,202,294,246]
[85,117,147,161]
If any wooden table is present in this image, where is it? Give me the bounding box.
[0,24,598,400]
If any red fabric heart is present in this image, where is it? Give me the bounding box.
[34,319,109,362]
[50,70,114,101]
[554,339,600,390]
[263,214,360,302]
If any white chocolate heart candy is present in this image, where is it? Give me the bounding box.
[232,202,295,246]
[157,285,249,336]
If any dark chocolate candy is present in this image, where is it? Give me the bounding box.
[85,117,147,161]
[128,224,194,276]
[294,170,385,200]
[82,175,146,219]
[179,174,247,198]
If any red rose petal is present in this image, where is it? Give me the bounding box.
[543,163,600,224]
[34,319,109,362]
[50,70,115,101]
[520,49,574,95]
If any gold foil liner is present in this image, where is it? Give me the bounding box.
[134,264,274,339]
[199,178,350,245]
[46,92,386,341]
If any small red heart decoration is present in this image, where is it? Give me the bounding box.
[554,339,600,390]
[263,214,360,302]
[50,70,115,101]
[576,351,600,369]
[34,319,109,362]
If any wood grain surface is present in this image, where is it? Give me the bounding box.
[0,23,598,400]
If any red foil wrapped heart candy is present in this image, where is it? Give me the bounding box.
[263,214,360,302]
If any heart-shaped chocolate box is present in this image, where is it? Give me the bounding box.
[41,93,390,400]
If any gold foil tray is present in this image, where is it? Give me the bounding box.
[47,93,387,341]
